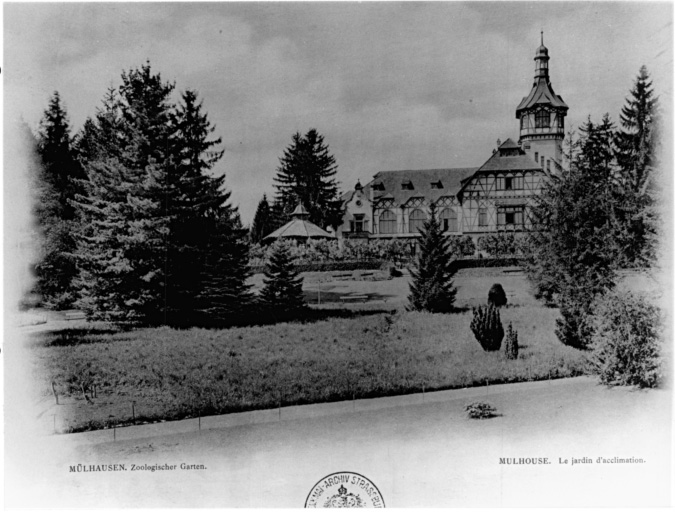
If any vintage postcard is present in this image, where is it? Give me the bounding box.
[3,1,673,508]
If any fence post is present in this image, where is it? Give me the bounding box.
[132,401,135,421]
[51,382,59,405]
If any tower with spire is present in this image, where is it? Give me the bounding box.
[515,32,568,175]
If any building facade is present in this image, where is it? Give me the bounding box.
[337,36,567,245]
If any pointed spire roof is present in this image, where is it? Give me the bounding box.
[291,203,309,218]
[516,34,568,116]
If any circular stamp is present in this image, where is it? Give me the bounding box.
[305,471,385,508]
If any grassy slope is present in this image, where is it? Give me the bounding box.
[32,304,588,432]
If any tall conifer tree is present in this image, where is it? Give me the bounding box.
[273,129,343,229]
[259,241,305,315]
[613,66,660,266]
[407,203,457,313]
[33,92,86,308]
[250,194,273,243]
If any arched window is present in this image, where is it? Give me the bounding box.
[378,209,397,234]
[440,208,458,232]
[409,209,427,233]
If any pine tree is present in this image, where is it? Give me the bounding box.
[74,69,251,326]
[33,92,86,308]
[408,203,457,313]
[195,215,253,326]
[615,66,658,195]
[526,116,619,348]
[273,129,343,229]
[613,66,660,266]
[169,89,251,326]
[259,241,305,315]
[73,64,175,324]
[250,194,273,244]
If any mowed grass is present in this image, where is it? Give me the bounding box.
[31,301,588,433]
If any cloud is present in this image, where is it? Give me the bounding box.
[4,2,672,224]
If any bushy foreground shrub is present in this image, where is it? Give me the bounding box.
[470,304,504,351]
[590,291,662,388]
[465,401,497,419]
[505,323,519,360]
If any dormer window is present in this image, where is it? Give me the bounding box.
[372,182,385,191]
[431,181,443,189]
[401,180,414,190]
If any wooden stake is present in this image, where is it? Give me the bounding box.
[52,414,56,434]
[51,382,59,405]
[132,401,135,421]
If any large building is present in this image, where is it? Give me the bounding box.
[337,35,568,245]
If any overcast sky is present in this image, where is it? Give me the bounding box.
[4,2,673,224]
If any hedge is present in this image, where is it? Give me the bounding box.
[250,260,386,274]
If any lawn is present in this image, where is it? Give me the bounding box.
[30,267,595,433]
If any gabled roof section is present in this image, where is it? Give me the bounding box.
[516,78,568,115]
[476,140,543,172]
[499,138,520,150]
[369,168,477,205]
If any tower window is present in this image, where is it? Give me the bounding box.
[534,152,539,163]
[535,110,550,128]
[547,160,551,173]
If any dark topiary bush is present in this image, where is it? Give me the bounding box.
[470,304,504,351]
[465,401,497,419]
[488,283,507,307]
[590,291,662,388]
[505,322,519,360]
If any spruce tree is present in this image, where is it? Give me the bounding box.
[74,68,251,326]
[169,89,251,326]
[407,203,457,313]
[33,92,86,308]
[526,116,619,348]
[74,64,175,324]
[250,194,273,243]
[259,241,305,315]
[273,129,343,229]
[615,66,658,195]
[613,66,660,266]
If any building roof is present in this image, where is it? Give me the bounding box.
[291,203,309,217]
[476,139,544,172]
[366,168,478,205]
[264,218,334,241]
[515,78,568,115]
[264,203,334,241]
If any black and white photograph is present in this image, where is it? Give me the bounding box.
[3,1,674,508]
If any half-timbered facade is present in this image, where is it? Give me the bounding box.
[336,37,567,245]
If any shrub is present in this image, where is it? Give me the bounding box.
[505,323,519,360]
[465,401,497,419]
[590,291,662,388]
[488,283,507,307]
[470,304,504,351]
[259,242,305,314]
[555,295,594,349]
